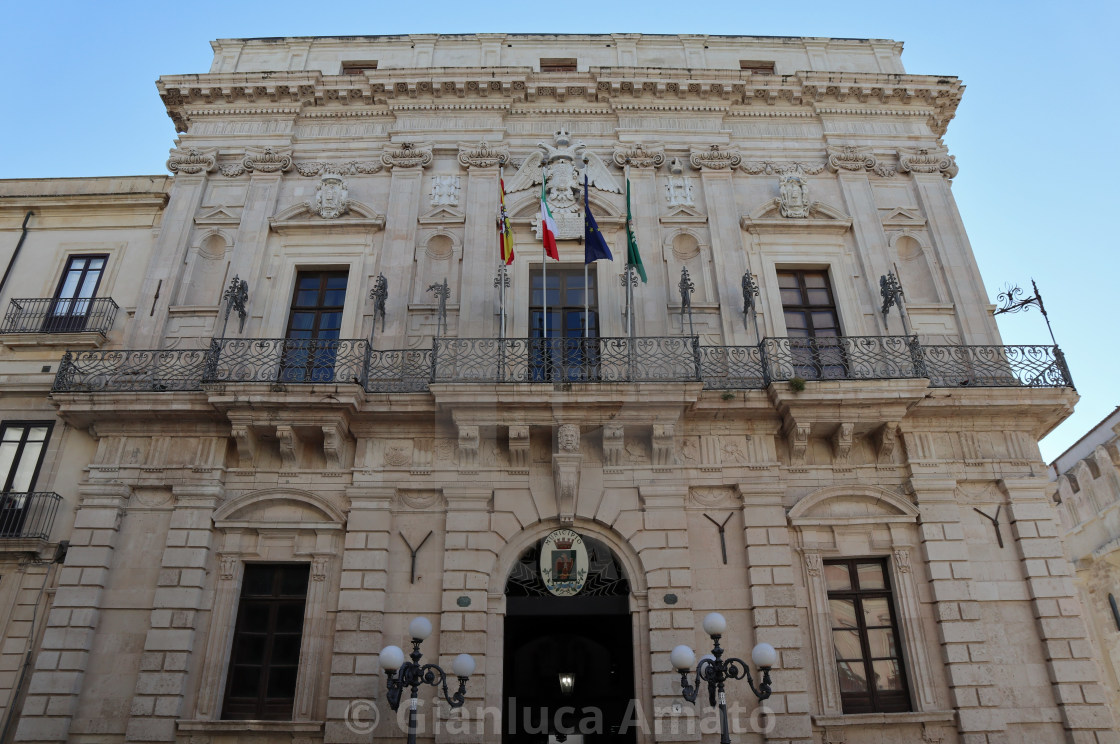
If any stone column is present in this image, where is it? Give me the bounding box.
[635,485,697,743]
[125,485,222,742]
[911,172,999,344]
[127,173,209,347]
[375,152,429,348]
[15,484,129,744]
[908,475,1007,741]
[740,482,812,743]
[1000,478,1119,741]
[457,144,506,338]
[435,487,493,744]
[324,487,393,744]
[694,153,750,345]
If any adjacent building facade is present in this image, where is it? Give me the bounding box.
[0,33,1115,744]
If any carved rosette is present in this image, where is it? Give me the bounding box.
[689,145,742,170]
[898,147,958,178]
[382,142,433,169]
[826,145,878,173]
[457,141,509,168]
[612,143,665,169]
[167,147,217,174]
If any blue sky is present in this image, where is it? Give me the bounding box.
[2,1,1117,462]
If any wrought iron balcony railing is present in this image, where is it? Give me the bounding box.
[50,336,1075,393]
[1,297,118,335]
[0,492,62,541]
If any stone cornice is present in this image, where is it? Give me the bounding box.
[159,69,963,135]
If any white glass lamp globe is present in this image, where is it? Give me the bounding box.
[451,653,476,678]
[751,642,778,669]
[702,612,728,636]
[670,645,696,672]
[379,645,405,671]
[409,616,433,641]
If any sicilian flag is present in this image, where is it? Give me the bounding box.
[584,174,612,263]
[540,180,559,260]
[625,176,647,282]
[498,177,514,265]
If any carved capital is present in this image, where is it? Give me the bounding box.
[689,145,741,170]
[311,555,329,582]
[893,548,912,573]
[222,146,293,177]
[382,142,433,169]
[804,552,823,577]
[167,147,217,174]
[612,142,665,169]
[218,553,239,581]
[898,147,958,178]
[826,145,878,173]
[457,141,509,168]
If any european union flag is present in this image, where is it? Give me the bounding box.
[584,174,613,264]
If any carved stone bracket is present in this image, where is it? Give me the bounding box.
[167,147,217,174]
[554,425,582,526]
[508,425,529,471]
[689,145,741,170]
[230,423,258,468]
[652,424,676,467]
[457,141,509,168]
[875,422,899,464]
[612,142,665,168]
[295,160,384,177]
[322,422,354,470]
[382,142,433,169]
[458,424,480,471]
[786,422,811,466]
[831,423,854,468]
[603,423,624,467]
[276,425,304,470]
[220,146,294,177]
[898,147,958,178]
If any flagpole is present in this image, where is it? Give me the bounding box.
[583,176,589,339]
[541,163,548,343]
[498,166,506,340]
[624,163,634,339]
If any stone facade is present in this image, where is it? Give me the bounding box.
[1053,407,1120,721]
[0,32,1114,744]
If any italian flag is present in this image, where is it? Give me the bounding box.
[540,180,559,260]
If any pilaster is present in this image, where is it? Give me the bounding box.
[125,485,223,743]
[15,483,129,744]
[376,167,426,347]
[740,481,812,743]
[457,155,502,337]
[628,162,669,336]
[834,171,897,334]
[696,166,749,345]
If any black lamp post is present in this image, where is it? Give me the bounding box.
[671,612,777,744]
[379,617,476,744]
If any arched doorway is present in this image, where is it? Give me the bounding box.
[503,532,635,744]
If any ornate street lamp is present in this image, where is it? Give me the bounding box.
[379,617,476,744]
[671,612,777,744]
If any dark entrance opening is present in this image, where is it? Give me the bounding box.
[503,536,635,744]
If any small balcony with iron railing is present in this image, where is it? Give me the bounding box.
[0,297,118,348]
[0,491,63,551]
[50,334,1074,395]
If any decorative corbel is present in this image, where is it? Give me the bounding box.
[897,147,958,178]
[382,142,433,169]
[785,422,811,466]
[831,423,854,468]
[508,425,529,471]
[875,422,899,464]
[457,141,509,168]
[553,424,582,526]
[689,144,742,170]
[612,142,665,169]
[603,423,624,467]
[276,425,304,470]
[322,422,355,470]
[652,424,676,467]
[230,423,258,468]
[458,425,480,471]
[167,147,217,174]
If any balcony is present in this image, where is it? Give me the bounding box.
[0,492,62,548]
[0,297,118,348]
[50,336,1075,394]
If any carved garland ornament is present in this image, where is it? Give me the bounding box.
[167,148,217,174]
[689,145,742,170]
[612,143,666,169]
[740,160,827,176]
[382,142,433,169]
[295,160,384,177]
[457,141,509,168]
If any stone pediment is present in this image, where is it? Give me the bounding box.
[788,484,919,525]
[269,200,385,234]
[213,487,346,528]
[881,207,926,228]
[419,205,465,225]
[740,198,851,234]
[194,206,242,226]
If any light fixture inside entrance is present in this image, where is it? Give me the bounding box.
[558,672,575,697]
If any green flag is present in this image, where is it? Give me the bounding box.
[625,177,647,283]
